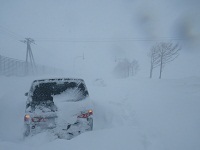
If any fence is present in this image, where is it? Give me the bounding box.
[0,55,64,76]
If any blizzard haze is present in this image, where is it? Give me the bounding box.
[0,0,200,78]
[0,1,200,150]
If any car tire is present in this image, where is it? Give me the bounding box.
[23,124,30,137]
[87,118,93,131]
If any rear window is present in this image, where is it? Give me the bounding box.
[26,79,89,111]
[31,80,89,102]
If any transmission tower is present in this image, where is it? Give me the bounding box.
[21,38,36,74]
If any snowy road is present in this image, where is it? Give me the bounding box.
[0,76,200,150]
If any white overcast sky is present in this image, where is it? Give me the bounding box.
[0,0,200,78]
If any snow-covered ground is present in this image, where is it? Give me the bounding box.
[0,75,200,150]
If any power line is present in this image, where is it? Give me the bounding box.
[0,24,193,43]
[33,37,191,43]
[0,29,20,41]
[0,25,24,40]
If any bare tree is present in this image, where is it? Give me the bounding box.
[148,45,160,78]
[130,59,139,76]
[149,42,181,79]
[113,58,129,78]
[113,58,139,78]
[157,42,181,79]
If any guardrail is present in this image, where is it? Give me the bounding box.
[0,55,63,76]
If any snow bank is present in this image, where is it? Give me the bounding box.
[0,76,200,150]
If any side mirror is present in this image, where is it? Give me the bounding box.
[25,92,28,96]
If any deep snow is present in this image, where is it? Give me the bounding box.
[0,75,200,150]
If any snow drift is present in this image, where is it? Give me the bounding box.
[0,76,200,150]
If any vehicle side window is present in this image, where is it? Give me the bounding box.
[78,83,89,96]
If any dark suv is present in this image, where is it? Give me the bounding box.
[24,78,93,139]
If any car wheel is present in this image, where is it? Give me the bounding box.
[87,118,93,131]
[23,124,30,137]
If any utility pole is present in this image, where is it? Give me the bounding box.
[21,38,36,75]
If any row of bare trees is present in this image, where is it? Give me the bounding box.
[112,42,180,79]
[149,42,181,79]
[113,58,139,78]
